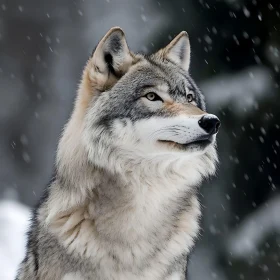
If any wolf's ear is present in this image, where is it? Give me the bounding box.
[90,27,133,91]
[162,31,191,72]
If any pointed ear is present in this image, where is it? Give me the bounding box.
[90,27,134,91]
[162,31,191,72]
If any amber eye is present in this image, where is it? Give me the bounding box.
[187,93,194,103]
[145,92,163,102]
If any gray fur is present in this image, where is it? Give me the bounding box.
[16,27,219,280]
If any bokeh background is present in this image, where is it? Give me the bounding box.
[0,0,280,279]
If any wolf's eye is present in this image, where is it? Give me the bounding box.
[187,93,194,103]
[145,92,163,102]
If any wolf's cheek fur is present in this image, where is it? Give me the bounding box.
[130,116,209,147]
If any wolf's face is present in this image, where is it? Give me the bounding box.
[82,27,220,171]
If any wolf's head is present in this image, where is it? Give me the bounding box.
[59,27,220,183]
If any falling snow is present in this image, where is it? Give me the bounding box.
[1,0,280,280]
[243,6,251,18]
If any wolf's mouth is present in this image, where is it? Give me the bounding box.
[158,135,213,149]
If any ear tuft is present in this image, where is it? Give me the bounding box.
[163,31,191,71]
[89,27,133,91]
[105,28,124,54]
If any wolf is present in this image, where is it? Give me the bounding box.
[16,27,220,280]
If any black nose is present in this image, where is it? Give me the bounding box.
[198,115,221,135]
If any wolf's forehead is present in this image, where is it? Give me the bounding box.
[130,61,189,89]
[140,57,194,90]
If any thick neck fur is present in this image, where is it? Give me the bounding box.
[41,62,216,278]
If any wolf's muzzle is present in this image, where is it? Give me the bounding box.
[198,115,221,135]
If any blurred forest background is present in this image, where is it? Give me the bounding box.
[0,0,280,279]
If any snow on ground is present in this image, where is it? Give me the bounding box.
[226,194,280,259]
[0,200,30,280]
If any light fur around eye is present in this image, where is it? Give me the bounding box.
[142,94,164,111]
